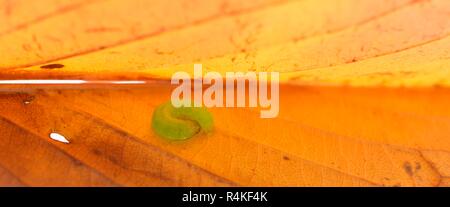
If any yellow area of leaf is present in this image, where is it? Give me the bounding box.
[0,0,284,69]
[0,0,91,34]
[3,0,450,87]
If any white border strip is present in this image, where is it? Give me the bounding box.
[0,80,146,85]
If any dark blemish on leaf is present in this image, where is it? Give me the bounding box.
[92,149,119,165]
[403,162,414,176]
[283,156,290,161]
[415,162,421,171]
[106,155,119,165]
[346,58,357,63]
[72,159,83,166]
[433,83,444,89]
[92,148,102,156]
[154,49,174,55]
[40,63,64,69]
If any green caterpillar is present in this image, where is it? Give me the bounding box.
[152,101,214,140]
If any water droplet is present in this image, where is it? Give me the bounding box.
[49,132,69,144]
[23,96,35,105]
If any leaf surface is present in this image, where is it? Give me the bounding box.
[0,0,449,186]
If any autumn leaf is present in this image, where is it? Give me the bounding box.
[0,0,449,186]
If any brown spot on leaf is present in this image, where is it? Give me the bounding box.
[403,162,414,176]
[40,64,64,69]
[415,162,421,171]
